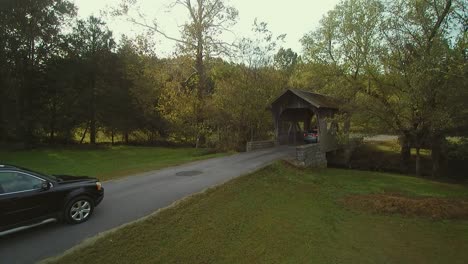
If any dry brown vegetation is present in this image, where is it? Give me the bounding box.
[342,193,468,220]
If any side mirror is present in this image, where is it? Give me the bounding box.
[41,181,51,191]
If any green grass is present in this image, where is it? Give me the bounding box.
[46,163,468,264]
[0,146,224,181]
[369,139,432,156]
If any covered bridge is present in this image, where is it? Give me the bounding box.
[270,89,340,152]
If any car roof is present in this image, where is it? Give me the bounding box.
[0,164,50,178]
[0,164,18,169]
[0,165,35,173]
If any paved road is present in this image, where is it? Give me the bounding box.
[0,146,294,264]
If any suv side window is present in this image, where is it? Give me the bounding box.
[0,171,44,194]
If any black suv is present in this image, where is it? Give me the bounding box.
[0,165,104,236]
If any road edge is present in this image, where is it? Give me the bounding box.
[39,160,277,264]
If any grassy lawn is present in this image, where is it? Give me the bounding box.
[0,146,224,181]
[344,139,435,176]
[46,162,468,264]
[367,139,431,156]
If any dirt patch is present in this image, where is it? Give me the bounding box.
[342,194,468,220]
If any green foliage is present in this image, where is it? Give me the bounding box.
[206,23,289,150]
[299,0,467,176]
[447,138,468,160]
[174,0,239,58]
[116,0,240,148]
[274,48,298,73]
[151,20,289,150]
[46,163,468,264]
[0,0,76,143]
[210,63,283,150]
[0,3,171,145]
[68,16,116,144]
[2,0,463,161]
[109,36,168,142]
[158,82,199,143]
[299,0,467,135]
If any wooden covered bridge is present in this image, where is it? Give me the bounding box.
[270,89,340,152]
[247,88,342,167]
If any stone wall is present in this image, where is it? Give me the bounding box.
[246,140,276,152]
[295,143,327,168]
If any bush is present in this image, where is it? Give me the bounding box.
[445,138,468,180]
[447,138,468,160]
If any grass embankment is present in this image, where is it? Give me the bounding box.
[0,146,223,181]
[370,139,431,156]
[349,138,468,179]
[47,162,468,264]
[343,139,434,176]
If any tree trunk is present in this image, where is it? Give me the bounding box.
[23,26,36,147]
[124,131,129,144]
[196,54,205,96]
[49,100,57,144]
[432,152,441,178]
[0,85,4,142]
[431,134,446,177]
[89,118,96,144]
[194,22,206,150]
[217,127,221,149]
[49,129,55,144]
[89,70,97,144]
[80,123,89,144]
[22,70,35,146]
[399,134,411,173]
[343,113,351,144]
[415,147,421,176]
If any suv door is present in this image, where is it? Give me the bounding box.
[0,171,49,230]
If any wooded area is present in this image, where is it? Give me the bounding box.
[0,0,466,177]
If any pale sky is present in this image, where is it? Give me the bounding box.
[74,0,340,57]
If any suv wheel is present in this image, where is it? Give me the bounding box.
[64,196,94,224]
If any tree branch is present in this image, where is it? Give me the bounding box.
[427,0,452,51]
[127,17,194,47]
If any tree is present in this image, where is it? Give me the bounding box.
[274,47,298,74]
[68,16,115,144]
[0,0,76,144]
[300,0,467,176]
[300,0,383,139]
[173,0,238,96]
[157,55,202,144]
[117,0,238,147]
[378,0,467,176]
[210,21,286,150]
[110,35,167,144]
[42,55,88,143]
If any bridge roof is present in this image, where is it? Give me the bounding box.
[271,89,340,110]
